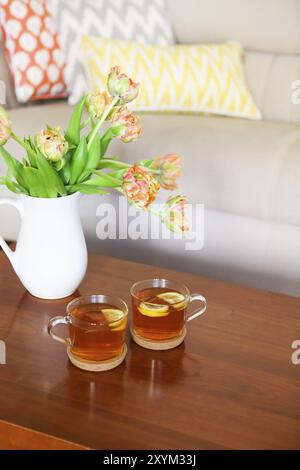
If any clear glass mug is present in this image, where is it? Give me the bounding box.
[130,279,207,350]
[48,295,128,370]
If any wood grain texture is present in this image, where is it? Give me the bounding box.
[0,252,299,450]
[0,420,88,450]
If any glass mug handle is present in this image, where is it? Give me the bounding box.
[48,316,70,345]
[186,294,207,322]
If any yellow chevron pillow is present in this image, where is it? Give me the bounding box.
[82,36,261,120]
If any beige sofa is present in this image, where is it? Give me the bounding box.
[1,0,300,296]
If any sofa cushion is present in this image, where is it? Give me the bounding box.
[112,113,300,227]
[245,51,300,125]
[1,103,300,227]
[167,0,300,55]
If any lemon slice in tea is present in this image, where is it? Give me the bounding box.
[138,302,169,317]
[102,309,124,329]
[156,292,187,309]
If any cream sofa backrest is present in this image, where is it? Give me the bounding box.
[167,0,300,124]
[167,0,300,53]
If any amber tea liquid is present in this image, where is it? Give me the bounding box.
[69,303,126,362]
[132,287,188,341]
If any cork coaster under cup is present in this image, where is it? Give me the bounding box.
[131,327,187,350]
[67,345,127,372]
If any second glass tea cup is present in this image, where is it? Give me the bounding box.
[130,279,207,350]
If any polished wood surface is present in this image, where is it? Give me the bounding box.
[0,420,88,450]
[0,252,299,450]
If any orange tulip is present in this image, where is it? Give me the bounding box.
[112,107,141,143]
[35,126,68,163]
[86,91,113,119]
[107,66,139,104]
[151,154,181,190]
[162,195,189,233]
[122,165,160,209]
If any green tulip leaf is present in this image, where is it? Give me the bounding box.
[74,168,90,184]
[4,179,25,194]
[68,184,108,195]
[97,160,129,170]
[86,134,101,171]
[76,135,101,184]
[0,147,28,190]
[23,167,49,197]
[36,151,67,197]
[59,150,73,184]
[100,128,114,157]
[65,96,87,146]
[54,156,67,172]
[109,169,127,179]
[69,137,88,185]
[89,171,122,188]
[25,137,38,167]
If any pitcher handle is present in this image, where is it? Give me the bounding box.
[0,198,23,271]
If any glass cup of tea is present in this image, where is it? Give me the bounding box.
[130,279,207,350]
[48,294,128,371]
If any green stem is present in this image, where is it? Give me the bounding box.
[93,170,123,186]
[135,160,160,175]
[100,128,114,157]
[87,96,119,152]
[11,132,36,160]
[97,159,130,170]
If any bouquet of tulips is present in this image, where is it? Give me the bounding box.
[0,67,188,232]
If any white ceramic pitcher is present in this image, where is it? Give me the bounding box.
[0,192,88,299]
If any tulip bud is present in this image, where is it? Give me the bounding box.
[150,154,181,190]
[86,91,113,119]
[122,165,160,209]
[35,126,68,163]
[107,66,139,104]
[162,195,189,233]
[0,106,12,146]
[111,107,141,143]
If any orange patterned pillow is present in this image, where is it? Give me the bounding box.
[0,0,67,103]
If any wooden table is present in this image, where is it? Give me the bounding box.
[0,252,299,450]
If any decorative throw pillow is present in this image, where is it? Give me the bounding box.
[48,0,175,105]
[82,37,262,120]
[0,0,67,103]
